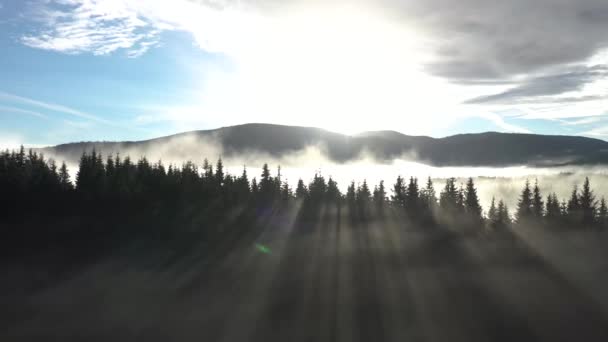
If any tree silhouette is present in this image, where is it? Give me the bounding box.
[295,179,308,200]
[496,200,511,228]
[516,179,533,223]
[598,197,607,229]
[373,180,387,213]
[2,146,607,254]
[580,177,597,226]
[532,180,544,219]
[545,193,561,224]
[391,176,406,208]
[567,185,582,224]
[488,197,498,228]
[464,177,482,223]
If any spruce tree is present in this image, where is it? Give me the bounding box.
[420,177,437,211]
[346,181,357,210]
[598,197,607,229]
[326,177,341,204]
[391,176,406,208]
[295,178,308,200]
[516,179,533,223]
[59,162,73,191]
[215,157,224,187]
[532,179,544,219]
[545,193,561,223]
[373,180,387,212]
[357,180,372,204]
[464,177,482,221]
[406,177,419,215]
[580,177,596,226]
[497,200,511,228]
[567,185,581,224]
[488,197,497,227]
[439,177,459,215]
[280,181,292,203]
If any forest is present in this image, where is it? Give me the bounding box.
[1,147,607,257]
[4,147,608,341]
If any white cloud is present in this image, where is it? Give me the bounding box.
[474,112,531,134]
[22,0,161,56]
[0,105,49,119]
[16,1,608,138]
[0,91,111,124]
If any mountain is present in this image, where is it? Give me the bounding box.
[38,123,608,167]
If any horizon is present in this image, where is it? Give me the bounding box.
[2,1,608,147]
[8,122,608,149]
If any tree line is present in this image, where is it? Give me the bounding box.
[2,147,607,234]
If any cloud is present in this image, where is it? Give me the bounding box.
[14,0,608,138]
[21,0,162,56]
[0,105,49,119]
[464,65,608,104]
[473,112,532,134]
[0,91,112,124]
[392,0,608,82]
[561,116,606,126]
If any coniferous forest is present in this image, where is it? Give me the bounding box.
[4,148,608,341]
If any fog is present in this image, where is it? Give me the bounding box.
[38,135,608,214]
[227,162,608,213]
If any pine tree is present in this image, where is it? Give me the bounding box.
[260,163,273,197]
[251,177,259,195]
[391,176,406,208]
[420,177,437,210]
[497,200,511,228]
[58,162,73,191]
[346,181,357,210]
[357,180,372,204]
[532,179,544,219]
[456,184,465,212]
[236,166,250,199]
[280,181,292,203]
[202,158,213,179]
[464,177,482,221]
[598,197,607,229]
[579,177,596,226]
[545,193,561,222]
[567,185,581,224]
[488,197,497,227]
[560,200,568,218]
[405,177,419,217]
[373,180,387,212]
[215,157,224,187]
[326,177,341,204]
[295,178,308,200]
[439,177,459,215]
[516,179,533,223]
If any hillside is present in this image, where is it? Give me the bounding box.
[39,123,608,166]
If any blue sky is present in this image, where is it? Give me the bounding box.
[1,0,608,147]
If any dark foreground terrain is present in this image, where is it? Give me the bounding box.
[3,208,608,342]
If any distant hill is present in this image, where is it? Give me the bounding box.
[38,123,608,167]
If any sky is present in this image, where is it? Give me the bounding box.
[1,0,608,147]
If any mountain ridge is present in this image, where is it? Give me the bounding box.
[39,123,608,167]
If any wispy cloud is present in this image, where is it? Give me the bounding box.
[0,91,112,124]
[21,0,162,57]
[475,112,531,134]
[561,116,606,126]
[464,65,608,105]
[0,105,49,119]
